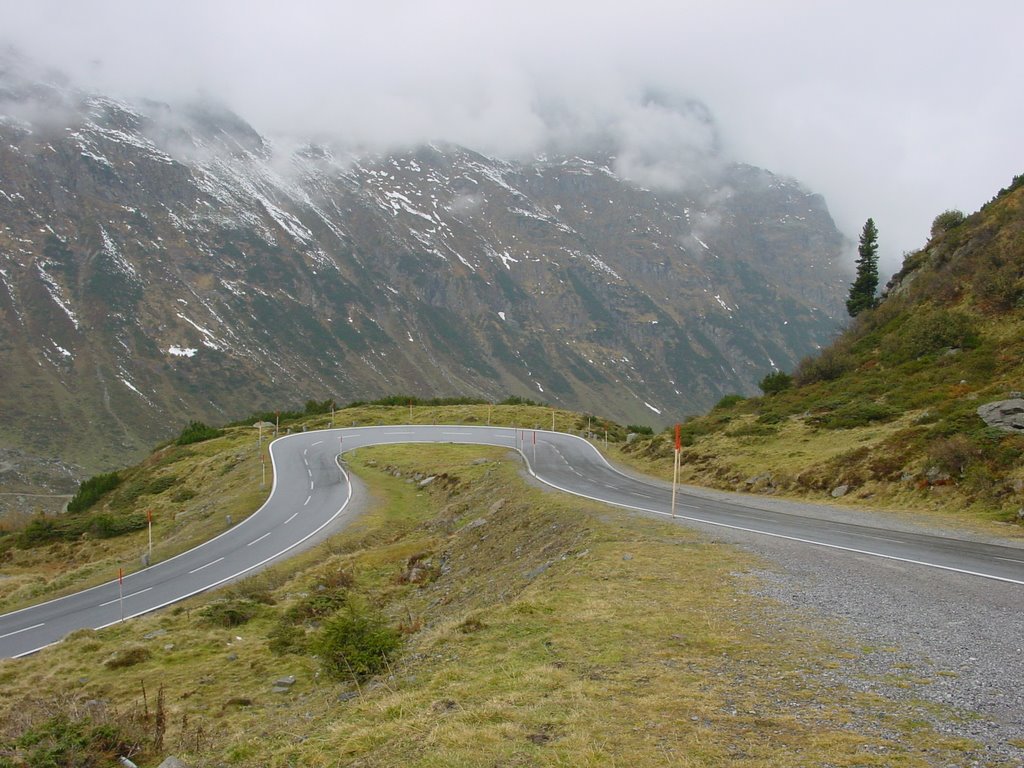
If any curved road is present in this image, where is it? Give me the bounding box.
[2,425,1023,658]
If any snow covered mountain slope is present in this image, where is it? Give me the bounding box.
[0,56,849,488]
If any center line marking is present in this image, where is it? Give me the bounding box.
[248,532,272,547]
[284,512,298,525]
[303,495,311,506]
[100,587,152,607]
[311,440,323,446]
[0,622,44,639]
[189,557,224,574]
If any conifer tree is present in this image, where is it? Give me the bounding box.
[846,217,879,317]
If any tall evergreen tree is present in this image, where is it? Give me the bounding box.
[846,217,879,317]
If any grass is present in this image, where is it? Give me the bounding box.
[0,443,990,767]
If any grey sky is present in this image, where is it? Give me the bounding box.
[2,0,1021,271]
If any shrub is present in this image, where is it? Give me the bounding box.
[11,713,143,768]
[793,348,854,386]
[882,308,980,363]
[625,424,654,436]
[928,434,980,476]
[758,371,793,395]
[67,472,121,514]
[88,513,146,539]
[199,599,262,627]
[813,401,898,430]
[713,394,746,410]
[103,645,151,669]
[175,421,223,446]
[311,598,401,681]
[930,209,965,238]
[268,621,307,655]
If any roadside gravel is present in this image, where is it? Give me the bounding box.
[668,485,1024,765]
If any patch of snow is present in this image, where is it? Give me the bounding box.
[644,402,662,415]
[498,311,506,321]
[168,345,198,357]
[36,264,79,329]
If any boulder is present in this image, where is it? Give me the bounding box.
[831,484,849,498]
[156,759,192,768]
[976,399,1024,433]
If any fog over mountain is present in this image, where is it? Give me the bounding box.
[2,0,1021,271]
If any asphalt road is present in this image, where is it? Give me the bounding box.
[2,425,1022,658]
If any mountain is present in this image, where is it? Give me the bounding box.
[0,54,850,492]
[623,175,1024,524]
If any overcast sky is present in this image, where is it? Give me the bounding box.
[2,0,1021,271]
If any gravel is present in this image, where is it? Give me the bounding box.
[673,489,1024,765]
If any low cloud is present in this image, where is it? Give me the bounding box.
[1,0,1021,271]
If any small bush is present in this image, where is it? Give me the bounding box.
[625,424,654,436]
[758,371,793,395]
[930,209,965,238]
[103,645,151,669]
[794,348,854,386]
[882,308,980,362]
[89,513,146,539]
[928,435,981,476]
[268,621,307,655]
[175,421,223,446]
[67,472,121,514]
[713,394,746,410]
[813,401,898,430]
[199,599,262,627]
[10,712,144,768]
[311,598,401,681]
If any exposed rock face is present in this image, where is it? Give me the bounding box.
[977,399,1024,433]
[0,53,851,486]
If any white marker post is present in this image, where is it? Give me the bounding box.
[147,509,153,563]
[671,424,681,518]
[118,567,125,622]
[532,430,537,464]
[551,408,555,431]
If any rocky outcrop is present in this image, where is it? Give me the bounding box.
[977,399,1024,433]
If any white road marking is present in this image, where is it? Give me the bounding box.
[384,431,415,435]
[0,623,44,639]
[248,532,272,547]
[284,512,298,525]
[996,556,1024,564]
[312,440,323,446]
[310,480,314,490]
[189,557,224,574]
[100,588,152,607]
[303,495,311,506]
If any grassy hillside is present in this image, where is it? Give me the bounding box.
[0,443,988,767]
[0,403,619,612]
[622,175,1024,533]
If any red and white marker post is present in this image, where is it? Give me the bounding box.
[671,424,681,518]
[118,567,125,622]
[147,509,153,563]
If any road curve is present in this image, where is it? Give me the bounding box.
[2,425,1022,658]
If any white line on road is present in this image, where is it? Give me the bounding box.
[189,557,224,574]
[384,431,415,435]
[284,512,298,525]
[100,588,152,607]
[303,495,311,506]
[310,481,314,490]
[0,622,44,640]
[248,532,272,547]
[996,556,1024,564]
[311,440,323,446]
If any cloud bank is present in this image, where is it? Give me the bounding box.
[2,0,1021,270]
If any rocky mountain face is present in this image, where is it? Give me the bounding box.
[0,55,850,490]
